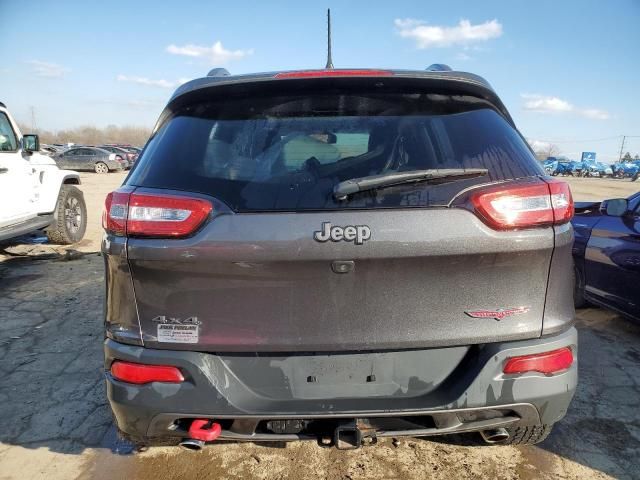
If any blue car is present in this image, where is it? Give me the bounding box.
[572,192,640,320]
[542,158,558,173]
[547,160,574,176]
[568,160,585,176]
[580,161,613,178]
[611,162,639,179]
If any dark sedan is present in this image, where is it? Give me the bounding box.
[54,147,124,173]
[572,191,640,320]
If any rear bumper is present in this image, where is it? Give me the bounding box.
[106,160,124,171]
[104,327,577,441]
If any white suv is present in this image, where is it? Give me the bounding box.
[0,102,86,244]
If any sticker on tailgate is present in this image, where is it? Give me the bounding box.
[157,324,199,343]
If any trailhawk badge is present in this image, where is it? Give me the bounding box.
[465,307,530,321]
[314,222,371,245]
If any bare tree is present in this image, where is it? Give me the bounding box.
[527,139,561,161]
[538,143,561,160]
[17,123,152,147]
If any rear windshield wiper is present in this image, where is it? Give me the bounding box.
[333,168,489,200]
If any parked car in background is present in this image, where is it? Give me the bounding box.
[39,144,65,156]
[98,145,134,169]
[611,162,639,180]
[542,158,558,173]
[103,143,140,166]
[124,146,142,163]
[548,159,574,176]
[54,146,124,173]
[568,160,584,176]
[580,161,613,178]
[103,66,577,450]
[573,192,640,320]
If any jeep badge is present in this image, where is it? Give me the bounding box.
[314,222,371,245]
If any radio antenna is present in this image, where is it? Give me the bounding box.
[325,9,334,69]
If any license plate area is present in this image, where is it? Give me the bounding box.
[286,355,393,399]
[220,347,468,401]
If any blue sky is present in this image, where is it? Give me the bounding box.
[1,0,639,160]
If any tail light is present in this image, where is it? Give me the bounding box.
[103,189,212,238]
[503,347,573,375]
[470,179,573,230]
[111,361,184,384]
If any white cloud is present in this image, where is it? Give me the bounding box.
[116,75,190,89]
[166,41,253,65]
[455,52,472,61]
[26,60,69,78]
[521,94,610,120]
[395,18,503,49]
[522,94,573,113]
[580,108,610,120]
[527,139,551,152]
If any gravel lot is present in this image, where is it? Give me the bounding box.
[0,172,639,479]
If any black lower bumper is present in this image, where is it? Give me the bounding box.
[145,404,537,443]
[104,327,577,442]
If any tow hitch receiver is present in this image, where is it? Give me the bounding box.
[334,420,377,450]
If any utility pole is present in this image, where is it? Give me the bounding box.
[30,106,36,131]
[618,135,626,162]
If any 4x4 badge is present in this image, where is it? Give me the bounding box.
[465,307,530,321]
[314,222,371,245]
[151,316,201,326]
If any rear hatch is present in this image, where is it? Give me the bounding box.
[119,75,559,352]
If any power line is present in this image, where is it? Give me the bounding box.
[534,135,623,144]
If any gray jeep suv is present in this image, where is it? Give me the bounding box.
[103,66,577,450]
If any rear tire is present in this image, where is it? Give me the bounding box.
[46,185,87,244]
[501,424,553,445]
[95,162,109,174]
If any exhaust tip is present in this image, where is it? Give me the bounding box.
[480,428,510,444]
[179,438,205,451]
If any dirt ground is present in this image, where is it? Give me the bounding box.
[0,173,639,479]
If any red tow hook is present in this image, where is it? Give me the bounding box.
[188,419,222,442]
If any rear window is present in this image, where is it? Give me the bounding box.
[128,90,542,211]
